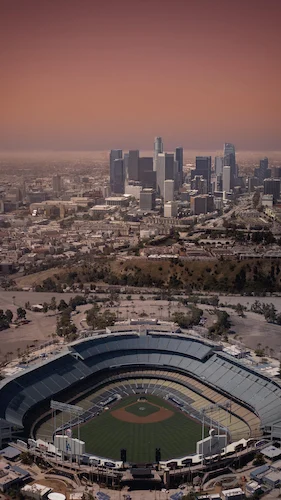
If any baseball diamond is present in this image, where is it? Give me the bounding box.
[73,395,206,462]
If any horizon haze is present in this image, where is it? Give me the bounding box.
[1,0,281,151]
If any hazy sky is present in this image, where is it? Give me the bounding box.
[1,0,281,151]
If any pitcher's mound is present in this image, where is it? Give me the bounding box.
[111,400,174,423]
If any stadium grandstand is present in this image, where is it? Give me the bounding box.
[1,324,281,465]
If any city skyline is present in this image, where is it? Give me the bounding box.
[1,0,281,151]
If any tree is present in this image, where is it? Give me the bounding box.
[16,307,26,320]
[263,303,277,323]
[0,310,10,331]
[49,297,57,311]
[253,453,266,466]
[20,452,33,465]
[42,302,49,313]
[235,303,245,317]
[252,191,260,209]
[86,304,116,329]
[5,309,13,323]
[69,295,87,311]
[58,299,68,311]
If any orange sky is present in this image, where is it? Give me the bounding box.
[1,0,281,151]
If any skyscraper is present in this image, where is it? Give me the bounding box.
[53,174,62,193]
[111,159,125,194]
[164,180,174,202]
[215,156,224,176]
[138,157,156,189]
[127,150,139,181]
[223,165,231,192]
[156,153,175,197]
[264,178,281,203]
[153,137,163,171]
[140,188,156,211]
[259,157,269,183]
[110,149,122,191]
[175,147,184,187]
[193,156,212,192]
[223,143,236,188]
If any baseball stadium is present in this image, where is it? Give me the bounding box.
[0,320,281,485]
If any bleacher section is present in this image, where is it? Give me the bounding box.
[36,374,253,443]
[0,330,280,441]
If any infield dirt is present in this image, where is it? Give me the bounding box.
[111,402,174,423]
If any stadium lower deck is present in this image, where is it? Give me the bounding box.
[35,368,261,445]
[2,326,281,461]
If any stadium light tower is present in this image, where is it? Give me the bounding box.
[50,400,84,465]
[201,402,229,461]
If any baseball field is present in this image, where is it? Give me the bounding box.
[73,395,205,462]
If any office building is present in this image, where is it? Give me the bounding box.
[259,157,269,183]
[111,159,125,194]
[223,165,231,192]
[164,201,178,218]
[191,175,208,194]
[190,194,214,215]
[127,150,139,181]
[164,179,174,202]
[153,137,163,171]
[271,166,281,178]
[192,156,211,191]
[125,181,142,199]
[223,143,236,188]
[156,153,175,197]
[264,178,281,203]
[53,174,62,193]
[175,147,184,187]
[138,157,156,188]
[139,189,156,211]
[110,149,123,191]
[215,156,224,176]
[123,153,129,181]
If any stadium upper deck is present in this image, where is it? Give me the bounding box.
[0,328,281,440]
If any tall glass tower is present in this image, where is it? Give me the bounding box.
[153,137,163,171]
[223,143,236,189]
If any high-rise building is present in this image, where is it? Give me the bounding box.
[123,153,129,181]
[164,180,174,202]
[259,157,269,183]
[192,156,211,191]
[223,143,236,188]
[175,147,184,187]
[138,157,156,189]
[153,137,163,171]
[264,178,281,203]
[110,150,122,191]
[191,175,208,194]
[164,201,178,218]
[223,165,231,192]
[111,159,125,194]
[190,195,214,215]
[53,174,62,193]
[139,188,156,211]
[127,150,139,181]
[156,153,175,197]
[215,156,224,176]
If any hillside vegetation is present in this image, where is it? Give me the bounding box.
[14,257,281,294]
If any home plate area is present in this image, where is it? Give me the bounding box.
[111,397,174,423]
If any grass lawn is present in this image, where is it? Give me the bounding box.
[73,395,205,462]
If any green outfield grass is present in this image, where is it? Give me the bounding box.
[73,395,206,462]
